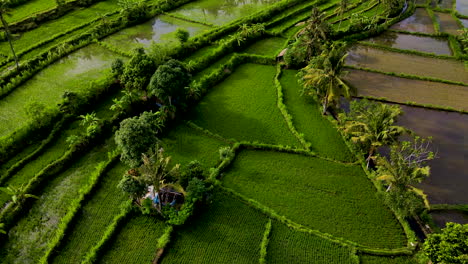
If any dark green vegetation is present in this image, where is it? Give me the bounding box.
[267,221,355,264]
[3,0,465,262]
[190,63,300,147]
[222,150,407,248]
[280,69,354,161]
[161,190,267,264]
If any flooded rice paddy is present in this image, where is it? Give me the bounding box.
[431,210,468,228]
[364,32,452,55]
[0,44,121,137]
[437,0,454,9]
[397,105,468,205]
[390,8,436,34]
[461,18,468,27]
[435,12,462,35]
[344,69,468,111]
[456,0,468,15]
[346,45,468,83]
[103,15,211,51]
[168,0,281,25]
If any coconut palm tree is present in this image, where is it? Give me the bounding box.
[337,0,351,30]
[0,1,19,71]
[139,146,180,212]
[301,42,354,115]
[341,99,407,167]
[0,184,39,205]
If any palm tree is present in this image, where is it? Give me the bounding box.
[337,0,350,30]
[139,146,180,212]
[298,7,329,60]
[0,184,39,205]
[301,43,354,115]
[0,1,19,71]
[341,100,407,167]
[376,136,434,192]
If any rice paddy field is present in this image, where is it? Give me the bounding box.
[0,0,466,262]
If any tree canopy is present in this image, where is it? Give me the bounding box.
[423,222,468,264]
[115,111,163,167]
[148,59,191,105]
[121,48,156,94]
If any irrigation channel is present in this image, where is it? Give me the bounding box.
[0,0,467,262]
[344,3,468,225]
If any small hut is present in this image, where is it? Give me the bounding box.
[277,48,288,62]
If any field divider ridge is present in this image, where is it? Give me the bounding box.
[0,116,66,186]
[95,40,133,58]
[351,94,468,114]
[162,12,217,28]
[344,65,468,86]
[39,150,121,263]
[185,121,236,145]
[81,200,133,264]
[274,63,311,150]
[259,219,272,264]
[357,40,458,60]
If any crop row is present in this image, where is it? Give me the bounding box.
[221,149,408,248]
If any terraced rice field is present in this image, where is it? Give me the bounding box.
[1,0,465,262]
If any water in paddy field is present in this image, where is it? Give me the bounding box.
[103,15,211,51]
[461,18,468,27]
[435,12,462,35]
[397,105,468,205]
[364,32,452,55]
[431,210,468,228]
[390,8,435,34]
[345,45,468,83]
[343,69,468,111]
[438,0,453,9]
[456,0,468,15]
[0,44,121,137]
[168,0,281,26]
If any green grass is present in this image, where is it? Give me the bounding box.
[222,150,407,248]
[0,44,121,137]
[161,189,267,264]
[0,138,114,263]
[0,1,120,57]
[280,69,354,162]
[192,53,234,81]
[267,221,355,264]
[360,254,418,264]
[161,123,227,169]
[50,161,128,264]
[182,44,218,63]
[242,37,287,57]
[6,0,56,23]
[190,63,300,147]
[97,215,167,264]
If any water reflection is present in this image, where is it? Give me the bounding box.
[346,45,468,83]
[435,12,462,35]
[365,32,452,55]
[169,0,280,25]
[390,8,436,34]
[398,105,468,204]
[456,0,468,16]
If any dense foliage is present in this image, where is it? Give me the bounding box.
[423,223,468,264]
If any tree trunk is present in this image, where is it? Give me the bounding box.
[0,14,19,72]
[366,146,375,169]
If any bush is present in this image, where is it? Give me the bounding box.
[423,222,468,264]
[179,160,205,188]
[175,28,190,44]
